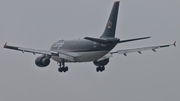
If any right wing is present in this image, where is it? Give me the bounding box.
[3,43,75,61]
[111,41,176,56]
[97,41,176,61]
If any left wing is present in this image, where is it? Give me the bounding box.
[3,43,75,61]
[97,41,176,61]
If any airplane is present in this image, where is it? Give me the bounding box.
[4,1,176,73]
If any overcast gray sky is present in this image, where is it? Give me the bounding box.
[0,0,180,101]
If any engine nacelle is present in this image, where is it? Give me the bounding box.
[35,56,50,67]
[93,59,109,66]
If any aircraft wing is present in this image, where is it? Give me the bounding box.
[3,43,75,61]
[111,41,176,56]
[97,41,176,61]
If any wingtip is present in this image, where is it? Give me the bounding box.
[4,42,7,48]
[173,41,176,47]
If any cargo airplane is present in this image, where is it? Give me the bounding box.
[4,1,176,72]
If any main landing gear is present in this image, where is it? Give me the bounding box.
[58,60,68,72]
[93,59,109,72]
[96,66,105,72]
[58,66,68,72]
[57,59,108,72]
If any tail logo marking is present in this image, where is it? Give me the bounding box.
[107,21,112,29]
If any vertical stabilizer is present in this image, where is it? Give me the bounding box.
[100,1,119,38]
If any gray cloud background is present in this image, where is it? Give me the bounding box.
[0,0,180,101]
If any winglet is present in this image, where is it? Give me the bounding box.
[4,42,7,48]
[173,41,176,47]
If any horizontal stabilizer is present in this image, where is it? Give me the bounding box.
[84,37,110,43]
[118,36,151,43]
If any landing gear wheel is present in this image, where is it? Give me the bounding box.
[58,68,63,72]
[65,66,68,72]
[96,67,100,72]
[58,60,69,73]
[96,66,105,72]
[58,66,69,73]
[101,66,105,71]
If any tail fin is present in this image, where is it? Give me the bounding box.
[100,1,120,38]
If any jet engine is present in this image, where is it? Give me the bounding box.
[35,55,50,67]
[93,59,109,66]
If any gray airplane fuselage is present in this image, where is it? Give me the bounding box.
[50,39,118,62]
[49,1,120,63]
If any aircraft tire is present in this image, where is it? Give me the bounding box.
[58,68,63,72]
[65,66,68,72]
[96,67,100,72]
[101,66,105,71]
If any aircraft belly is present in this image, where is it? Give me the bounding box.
[75,50,109,62]
[51,50,109,62]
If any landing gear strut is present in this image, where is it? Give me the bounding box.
[58,60,68,72]
[96,66,105,72]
